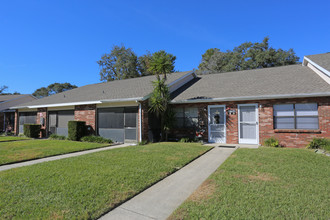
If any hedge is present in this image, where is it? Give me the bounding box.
[23,124,41,138]
[67,121,86,141]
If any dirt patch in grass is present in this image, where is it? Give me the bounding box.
[234,172,278,182]
[248,172,278,182]
[188,179,216,203]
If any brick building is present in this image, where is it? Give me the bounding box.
[0,94,36,133]
[12,53,330,147]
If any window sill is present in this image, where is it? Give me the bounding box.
[274,129,321,134]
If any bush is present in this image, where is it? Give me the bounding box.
[306,138,330,151]
[138,140,148,145]
[49,134,66,140]
[264,137,281,148]
[23,124,41,138]
[179,138,190,143]
[67,121,86,141]
[81,135,113,144]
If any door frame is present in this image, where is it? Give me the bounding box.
[237,103,259,144]
[208,105,226,143]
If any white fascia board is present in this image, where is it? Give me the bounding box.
[303,56,330,77]
[21,101,102,109]
[167,70,196,87]
[100,97,143,103]
[171,92,330,104]
[12,98,144,109]
[140,70,196,101]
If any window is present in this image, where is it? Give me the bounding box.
[273,103,318,129]
[174,107,198,128]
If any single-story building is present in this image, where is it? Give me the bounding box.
[0,94,36,133]
[12,53,330,147]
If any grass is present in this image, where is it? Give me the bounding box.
[0,139,110,165]
[0,142,211,219]
[170,148,330,220]
[0,136,30,142]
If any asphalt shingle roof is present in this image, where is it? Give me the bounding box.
[18,71,192,107]
[171,64,330,102]
[0,95,27,102]
[306,53,330,72]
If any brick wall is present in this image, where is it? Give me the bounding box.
[259,97,330,148]
[170,96,330,148]
[14,110,18,134]
[139,100,149,141]
[0,113,3,131]
[36,108,47,137]
[74,104,96,135]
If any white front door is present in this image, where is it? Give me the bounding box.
[208,105,226,143]
[238,104,259,144]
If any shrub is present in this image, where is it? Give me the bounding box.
[264,137,281,148]
[179,138,190,143]
[49,134,66,140]
[306,138,330,151]
[81,135,113,144]
[23,124,41,138]
[68,121,86,141]
[138,140,148,145]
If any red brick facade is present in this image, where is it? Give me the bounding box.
[170,96,330,148]
[139,100,149,142]
[36,108,47,137]
[74,104,96,135]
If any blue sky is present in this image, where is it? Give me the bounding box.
[1,0,329,94]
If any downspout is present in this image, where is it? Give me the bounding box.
[139,103,142,142]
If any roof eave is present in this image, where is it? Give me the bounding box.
[171,92,330,104]
[303,56,330,77]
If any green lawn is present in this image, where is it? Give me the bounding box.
[0,142,211,219]
[0,136,30,142]
[170,148,330,220]
[0,139,110,165]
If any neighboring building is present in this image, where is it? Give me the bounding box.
[12,71,195,142]
[12,53,330,147]
[0,94,37,133]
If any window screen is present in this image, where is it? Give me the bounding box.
[57,111,74,128]
[98,108,124,129]
[19,112,37,125]
[124,107,137,128]
[273,103,318,129]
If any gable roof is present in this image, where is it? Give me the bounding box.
[306,53,330,72]
[14,71,194,108]
[171,64,330,103]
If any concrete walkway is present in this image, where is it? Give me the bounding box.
[100,146,236,220]
[0,143,131,172]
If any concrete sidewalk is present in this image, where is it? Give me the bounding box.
[100,146,236,220]
[0,143,131,172]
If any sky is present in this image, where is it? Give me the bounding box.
[1,0,329,94]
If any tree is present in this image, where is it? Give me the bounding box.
[197,37,299,74]
[148,50,176,80]
[0,85,20,95]
[137,51,153,76]
[33,83,77,98]
[0,85,8,94]
[97,45,139,82]
[97,45,177,81]
[148,50,176,141]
